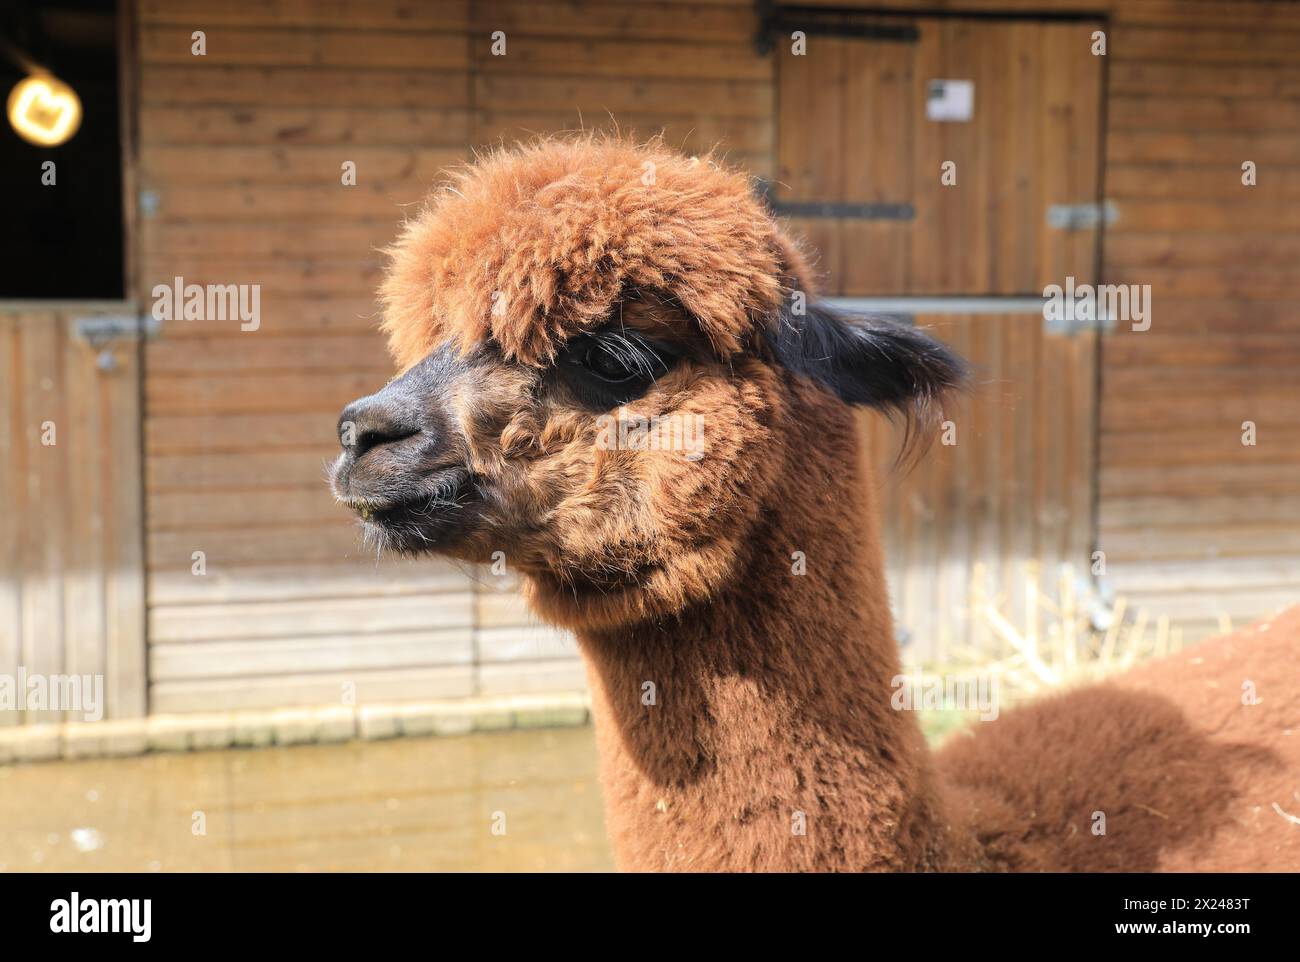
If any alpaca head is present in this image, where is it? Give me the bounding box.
[331,136,964,629]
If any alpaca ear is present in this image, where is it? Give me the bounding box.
[764,299,967,423]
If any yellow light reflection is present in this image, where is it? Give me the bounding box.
[7,73,82,147]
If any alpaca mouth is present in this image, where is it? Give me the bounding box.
[334,466,479,553]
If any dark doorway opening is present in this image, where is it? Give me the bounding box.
[1,0,124,299]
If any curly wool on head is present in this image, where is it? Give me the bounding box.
[379,134,815,370]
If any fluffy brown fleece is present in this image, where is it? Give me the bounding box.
[366,135,1299,872]
[381,135,813,370]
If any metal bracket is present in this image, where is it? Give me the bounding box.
[1043,309,1116,336]
[72,313,159,371]
[767,200,915,220]
[757,181,914,220]
[824,296,1114,336]
[755,1,919,55]
[1047,201,1117,231]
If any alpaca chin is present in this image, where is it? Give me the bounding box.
[519,534,749,632]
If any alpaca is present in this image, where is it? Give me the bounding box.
[330,136,1300,872]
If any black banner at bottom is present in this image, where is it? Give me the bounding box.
[0,870,1289,948]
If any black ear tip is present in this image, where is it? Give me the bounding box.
[763,300,968,414]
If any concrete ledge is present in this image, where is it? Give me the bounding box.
[0,692,591,765]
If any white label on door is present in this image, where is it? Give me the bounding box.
[926,79,974,122]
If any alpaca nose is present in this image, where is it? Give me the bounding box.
[338,395,420,459]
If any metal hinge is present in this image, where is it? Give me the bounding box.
[1047,201,1117,231]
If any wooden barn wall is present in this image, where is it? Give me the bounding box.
[131,0,768,712]
[0,307,147,725]
[1097,0,1300,638]
[800,0,1300,639]
[131,0,1296,715]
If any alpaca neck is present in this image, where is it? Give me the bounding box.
[575,393,964,872]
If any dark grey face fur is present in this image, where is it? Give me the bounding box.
[330,345,480,550]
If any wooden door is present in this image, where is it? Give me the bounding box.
[0,308,148,726]
[777,16,1106,659]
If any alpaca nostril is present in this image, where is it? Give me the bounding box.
[339,397,420,458]
[354,426,418,458]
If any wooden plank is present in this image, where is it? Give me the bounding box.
[1039,21,1104,287]
[148,593,475,643]
[1100,524,1300,562]
[477,625,578,663]
[1114,25,1300,66]
[142,259,386,296]
[1100,462,1300,499]
[1102,333,1300,368]
[147,334,389,375]
[145,371,386,415]
[140,222,396,256]
[147,412,341,455]
[146,524,381,569]
[0,316,21,725]
[776,34,845,290]
[147,560,472,606]
[143,296,382,337]
[139,64,471,108]
[839,37,912,294]
[474,111,771,156]
[139,105,470,147]
[61,320,108,698]
[149,488,344,527]
[472,37,770,81]
[1101,494,1300,529]
[1111,94,1300,133]
[1108,199,1300,232]
[145,448,344,491]
[144,183,429,221]
[18,313,66,723]
[1105,232,1300,266]
[475,74,772,119]
[1109,131,1300,165]
[141,145,466,185]
[1100,393,1300,432]
[1101,431,1300,469]
[139,26,470,69]
[472,1,753,40]
[1111,61,1300,98]
[150,665,475,713]
[1105,556,1300,592]
[477,659,586,696]
[149,630,473,680]
[138,0,472,31]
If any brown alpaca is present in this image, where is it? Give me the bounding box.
[331,136,1300,872]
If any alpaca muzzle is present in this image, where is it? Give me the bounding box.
[329,348,476,549]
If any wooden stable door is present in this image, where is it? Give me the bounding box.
[777,16,1106,659]
[0,308,148,726]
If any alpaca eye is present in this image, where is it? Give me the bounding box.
[556,328,677,410]
[583,343,637,382]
